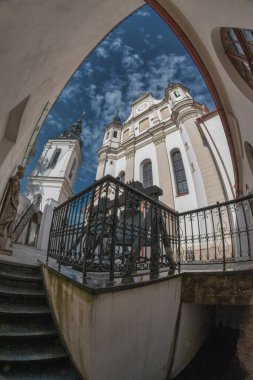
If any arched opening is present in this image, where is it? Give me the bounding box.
[48,148,61,169]
[69,158,77,180]
[118,170,125,183]
[26,211,42,246]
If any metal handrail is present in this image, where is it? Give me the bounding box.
[47,175,253,283]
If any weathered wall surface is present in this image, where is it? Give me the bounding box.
[182,271,253,305]
[42,267,211,380]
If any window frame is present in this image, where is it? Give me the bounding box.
[221,28,253,89]
[48,148,61,169]
[69,157,77,180]
[174,90,181,98]
[171,150,189,196]
[142,160,153,189]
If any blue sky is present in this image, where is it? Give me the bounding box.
[21,4,215,194]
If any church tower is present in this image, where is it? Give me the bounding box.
[96,112,122,179]
[28,115,84,210]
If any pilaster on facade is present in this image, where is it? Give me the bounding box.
[152,131,166,146]
[125,146,135,160]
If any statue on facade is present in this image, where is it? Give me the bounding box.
[0,165,24,252]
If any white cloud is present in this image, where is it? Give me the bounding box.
[82,62,94,76]
[136,9,150,17]
[96,46,108,58]
[157,34,163,40]
[110,37,122,50]
[103,89,123,121]
[122,46,143,71]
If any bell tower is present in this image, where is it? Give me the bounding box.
[165,81,192,107]
[28,115,84,210]
[96,112,122,179]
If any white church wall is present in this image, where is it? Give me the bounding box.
[179,122,209,209]
[104,159,115,177]
[134,143,159,186]
[199,114,235,200]
[114,157,126,179]
[165,130,198,212]
[37,198,59,251]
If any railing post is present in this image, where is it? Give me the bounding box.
[177,212,181,274]
[46,211,55,265]
[109,182,119,283]
[58,203,70,272]
[82,183,97,283]
[150,204,159,279]
[217,202,226,271]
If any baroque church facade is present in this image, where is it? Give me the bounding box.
[96,82,235,212]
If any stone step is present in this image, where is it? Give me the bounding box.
[0,260,80,378]
[0,284,45,297]
[0,359,81,379]
[0,270,42,282]
[0,260,40,276]
[0,339,67,362]
[0,320,57,337]
[0,302,50,316]
[0,275,43,290]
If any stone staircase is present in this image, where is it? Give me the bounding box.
[0,260,81,379]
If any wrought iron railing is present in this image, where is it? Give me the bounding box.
[47,175,178,282]
[47,175,253,283]
[178,194,253,271]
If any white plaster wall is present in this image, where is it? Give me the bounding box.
[115,156,126,179]
[93,278,182,380]
[104,160,115,177]
[165,130,198,212]
[134,143,160,186]
[43,268,211,380]
[201,115,236,199]
[37,198,59,251]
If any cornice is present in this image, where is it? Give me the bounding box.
[100,120,179,156]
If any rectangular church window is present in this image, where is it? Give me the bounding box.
[139,118,149,132]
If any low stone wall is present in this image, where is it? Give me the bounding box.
[42,267,211,380]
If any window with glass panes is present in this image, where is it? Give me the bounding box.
[143,161,153,188]
[171,151,188,195]
[221,28,253,89]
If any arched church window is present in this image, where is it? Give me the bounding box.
[244,141,253,175]
[160,107,170,119]
[171,150,188,195]
[221,28,253,89]
[142,160,153,188]
[118,171,125,183]
[48,148,61,169]
[69,158,77,180]
[139,118,149,132]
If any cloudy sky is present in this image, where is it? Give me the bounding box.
[21,4,215,194]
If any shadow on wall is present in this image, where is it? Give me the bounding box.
[174,326,247,380]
